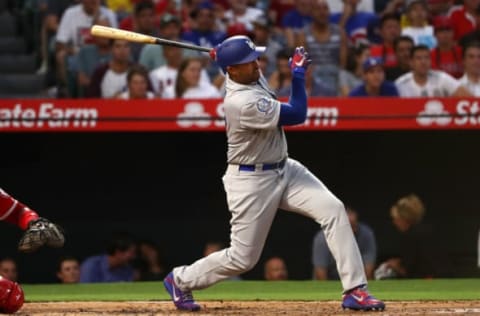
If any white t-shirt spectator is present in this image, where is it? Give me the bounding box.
[101,69,127,98]
[56,4,117,50]
[459,74,480,96]
[150,66,178,97]
[150,67,212,98]
[395,70,461,97]
[183,83,221,99]
[118,91,155,99]
[223,7,264,31]
[326,0,374,14]
[401,26,436,49]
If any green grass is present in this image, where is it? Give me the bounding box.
[22,279,480,302]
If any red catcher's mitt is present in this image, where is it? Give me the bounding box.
[0,276,24,314]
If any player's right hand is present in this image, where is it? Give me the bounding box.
[288,46,311,72]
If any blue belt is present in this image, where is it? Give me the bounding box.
[238,159,286,171]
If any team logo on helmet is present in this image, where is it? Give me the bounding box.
[256,97,274,114]
[246,39,256,50]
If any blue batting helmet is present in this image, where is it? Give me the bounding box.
[213,35,266,72]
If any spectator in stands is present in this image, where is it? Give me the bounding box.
[298,0,348,96]
[448,0,480,41]
[327,0,374,14]
[370,13,401,68]
[182,2,226,49]
[430,16,463,79]
[127,1,158,62]
[264,257,288,281]
[0,257,18,282]
[401,0,436,49]
[139,13,194,71]
[251,15,283,78]
[118,65,155,99]
[395,45,472,97]
[55,0,117,97]
[149,44,183,97]
[37,0,75,77]
[56,256,81,284]
[330,0,379,46]
[375,194,444,279]
[385,35,414,81]
[181,1,227,79]
[222,0,264,33]
[339,44,370,96]
[106,0,133,21]
[87,39,132,98]
[268,49,293,97]
[349,57,399,96]
[134,239,167,281]
[426,0,454,18]
[203,241,225,257]
[164,57,221,98]
[282,0,313,48]
[80,231,137,283]
[458,4,480,50]
[77,16,112,96]
[312,207,376,280]
[459,41,480,96]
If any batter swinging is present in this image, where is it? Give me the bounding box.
[163,35,385,312]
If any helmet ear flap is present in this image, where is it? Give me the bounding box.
[0,277,24,314]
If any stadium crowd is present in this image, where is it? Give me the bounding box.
[3,0,480,99]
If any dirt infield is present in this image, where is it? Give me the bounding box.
[16,300,480,316]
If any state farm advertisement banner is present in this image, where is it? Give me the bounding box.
[0,98,479,132]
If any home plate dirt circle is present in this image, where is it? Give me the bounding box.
[17,300,480,315]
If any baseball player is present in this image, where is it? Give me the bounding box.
[163,35,385,312]
[0,187,64,253]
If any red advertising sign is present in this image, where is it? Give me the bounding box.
[0,98,479,132]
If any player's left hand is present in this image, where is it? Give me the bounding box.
[288,46,311,72]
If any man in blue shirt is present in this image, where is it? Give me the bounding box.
[312,207,377,280]
[349,57,399,96]
[80,232,136,283]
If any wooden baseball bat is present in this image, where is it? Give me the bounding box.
[90,25,212,53]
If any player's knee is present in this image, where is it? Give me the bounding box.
[319,197,349,228]
[229,247,260,272]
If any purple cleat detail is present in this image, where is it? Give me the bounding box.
[342,285,385,311]
[163,272,201,311]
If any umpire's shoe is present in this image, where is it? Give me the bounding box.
[18,217,65,253]
[342,285,385,311]
[163,272,201,311]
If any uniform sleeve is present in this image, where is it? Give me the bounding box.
[440,71,461,95]
[312,231,330,268]
[240,94,281,130]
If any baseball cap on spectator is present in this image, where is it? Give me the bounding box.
[432,16,453,32]
[190,1,214,18]
[362,57,384,72]
[160,13,181,28]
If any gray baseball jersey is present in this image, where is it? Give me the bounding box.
[224,75,287,165]
[172,72,367,293]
